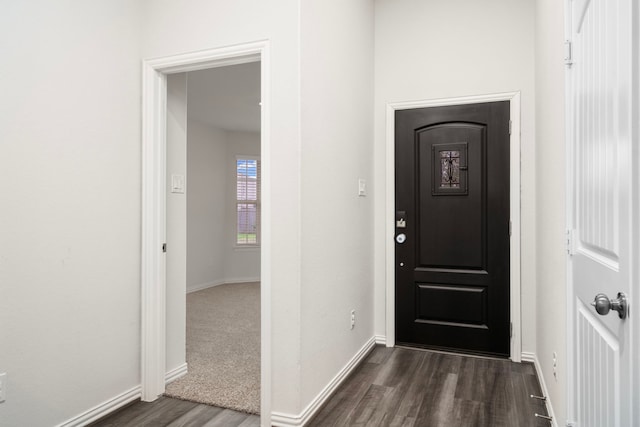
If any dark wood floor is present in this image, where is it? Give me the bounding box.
[308,346,550,427]
[91,346,550,427]
[89,397,259,427]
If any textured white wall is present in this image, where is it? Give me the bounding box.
[535,0,567,422]
[0,1,143,426]
[186,120,228,291]
[373,0,537,354]
[299,0,375,407]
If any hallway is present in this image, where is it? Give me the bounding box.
[92,346,550,427]
[308,346,550,426]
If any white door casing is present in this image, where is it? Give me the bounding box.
[567,0,637,425]
[140,41,272,426]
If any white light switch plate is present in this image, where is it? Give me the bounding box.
[358,178,366,197]
[171,174,185,194]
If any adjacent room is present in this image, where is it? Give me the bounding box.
[163,63,262,415]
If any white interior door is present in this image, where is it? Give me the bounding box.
[568,0,635,425]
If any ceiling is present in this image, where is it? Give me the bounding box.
[187,61,261,133]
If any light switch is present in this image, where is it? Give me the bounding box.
[358,178,366,197]
[171,174,185,194]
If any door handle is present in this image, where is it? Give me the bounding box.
[591,292,628,319]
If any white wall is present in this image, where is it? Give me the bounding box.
[141,0,304,415]
[166,73,188,374]
[186,123,260,293]
[299,0,375,407]
[535,0,567,422]
[0,1,143,426]
[373,0,538,354]
[186,120,228,290]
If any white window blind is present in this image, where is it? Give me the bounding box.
[236,157,260,245]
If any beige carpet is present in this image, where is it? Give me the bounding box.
[165,282,260,414]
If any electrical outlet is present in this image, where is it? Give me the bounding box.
[350,310,356,330]
[0,373,7,403]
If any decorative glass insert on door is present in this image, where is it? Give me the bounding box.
[431,142,468,196]
[440,150,460,188]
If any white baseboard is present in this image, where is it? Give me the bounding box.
[188,279,225,293]
[187,277,261,293]
[374,334,386,345]
[224,277,261,285]
[521,351,536,363]
[57,362,187,427]
[521,352,558,427]
[55,385,141,427]
[165,363,188,385]
[271,336,377,427]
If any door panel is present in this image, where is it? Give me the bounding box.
[416,284,487,325]
[569,0,634,424]
[395,102,510,357]
[418,124,485,270]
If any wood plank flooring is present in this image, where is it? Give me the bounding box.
[307,346,550,427]
[89,397,259,427]
[90,346,550,427]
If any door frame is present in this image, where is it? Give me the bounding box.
[140,40,272,421]
[564,1,575,421]
[385,92,522,362]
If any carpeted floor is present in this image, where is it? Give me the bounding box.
[164,282,260,414]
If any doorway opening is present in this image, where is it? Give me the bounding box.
[140,41,271,423]
[163,63,261,414]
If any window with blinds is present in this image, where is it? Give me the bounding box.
[236,157,260,245]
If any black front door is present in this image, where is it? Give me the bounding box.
[395,101,510,357]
